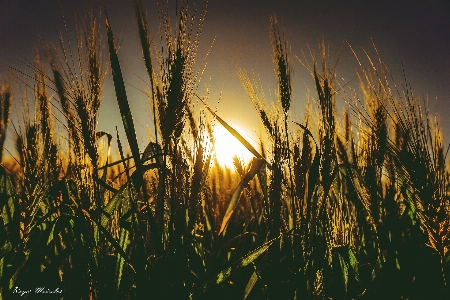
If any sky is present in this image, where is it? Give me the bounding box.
[0,0,449,162]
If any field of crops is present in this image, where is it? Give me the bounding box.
[0,1,449,299]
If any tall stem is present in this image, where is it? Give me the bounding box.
[284,112,296,259]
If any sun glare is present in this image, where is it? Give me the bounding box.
[213,125,255,168]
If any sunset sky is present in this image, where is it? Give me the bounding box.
[0,0,449,162]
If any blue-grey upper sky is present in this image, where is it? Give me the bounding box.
[0,0,449,155]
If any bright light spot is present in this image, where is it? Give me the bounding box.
[213,124,254,168]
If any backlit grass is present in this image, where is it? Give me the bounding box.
[0,1,449,299]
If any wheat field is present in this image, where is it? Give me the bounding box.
[0,1,449,299]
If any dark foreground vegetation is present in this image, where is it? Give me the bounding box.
[0,1,449,299]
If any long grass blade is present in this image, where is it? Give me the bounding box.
[219,158,265,235]
[106,13,142,190]
[197,95,270,167]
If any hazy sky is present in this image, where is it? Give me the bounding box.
[0,0,449,156]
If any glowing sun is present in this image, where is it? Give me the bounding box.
[213,124,254,168]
